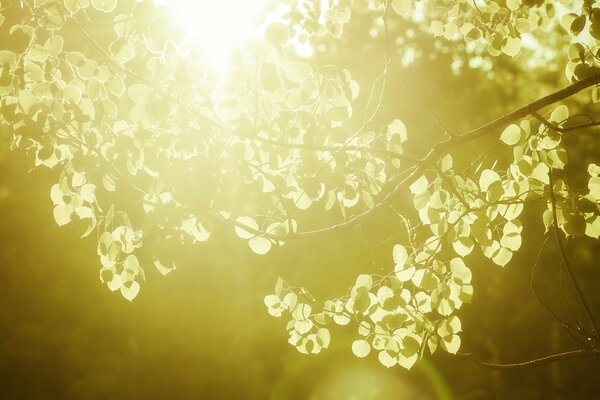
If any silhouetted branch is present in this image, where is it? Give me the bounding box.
[431,74,600,155]
[291,75,600,238]
[532,112,600,133]
[454,349,599,370]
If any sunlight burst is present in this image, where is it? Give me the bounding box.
[164,0,271,66]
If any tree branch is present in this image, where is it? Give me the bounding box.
[454,349,599,370]
[431,74,600,155]
[288,75,600,238]
[532,111,600,133]
[249,135,422,164]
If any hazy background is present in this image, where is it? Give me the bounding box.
[2,2,600,399]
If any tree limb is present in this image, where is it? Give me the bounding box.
[431,74,600,155]
[291,75,600,238]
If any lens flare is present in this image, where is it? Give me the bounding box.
[164,0,271,66]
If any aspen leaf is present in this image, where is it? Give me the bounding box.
[500,124,522,145]
[352,340,371,358]
[120,281,140,302]
[285,62,312,83]
[249,236,272,255]
[441,335,461,354]
[479,169,501,191]
[550,105,569,124]
[431,20,444,36]
[378,350,397,368]
[501,37,521,57]
[92,0,116,13]
[235,217,258,239]
[53,204,72,226]
[506,0,520,11]
[391,0,412,15]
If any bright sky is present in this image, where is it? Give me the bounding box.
[164,0,272,66]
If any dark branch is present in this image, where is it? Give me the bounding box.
[532,111,600,133]
[291,75,600,238]
[454,349,599,370]
[431,74,600,155]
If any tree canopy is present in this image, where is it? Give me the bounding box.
[1,0,600,375]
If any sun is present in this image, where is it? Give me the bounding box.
[162,0,272,66]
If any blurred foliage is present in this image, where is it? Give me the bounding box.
[1,0,600,398]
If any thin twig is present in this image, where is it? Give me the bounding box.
[533,111,600,133]
[548,171,600,340]
[559,260,584,334]
[530,235,592,346]
[454,349,599,370]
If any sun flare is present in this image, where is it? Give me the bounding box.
[164,0,272,66]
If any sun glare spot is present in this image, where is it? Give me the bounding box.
[163,0,271,66]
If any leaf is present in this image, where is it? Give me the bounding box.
[120,281,140,302]
[108,76,125,96]
[18,90,41,114]
[395,266,415,282]
[441,334,461,354]
[316,328,331,349]
[453,236,474,257]
[91,0,116,13]
[492,247,512,267]
[393,244,408,266]
[45,35,64,55]
[586,216,600,239]
[589,176,600,200]
[285,62,313,83]
[334,7,351,23]
[235,216,258,239]
[292,303,312,320]
[398,337,420,369]
[387,119,408,143]
[410,175,428,195]
[53,204,72,226]
[506,0,520,11]
[391,0,412,15]
[431,20,444,36]
[501,37,521,57]
[355,274,373,289]
[249,236,272,255]
[265,22,290,46]
[352,340,371,358]
[546,148,568,169]
[479,169,501,191]
[111,39,134,64]
[107,273,122,292]
[114,14,133,37]
[123,254,140,274]
[154,259,176,276]
[283,292,298,310]
[500,124,522,145]
[550,105,569,124]
[588,163,600,177]
[515,18,531,33]
[378,350,397,368]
